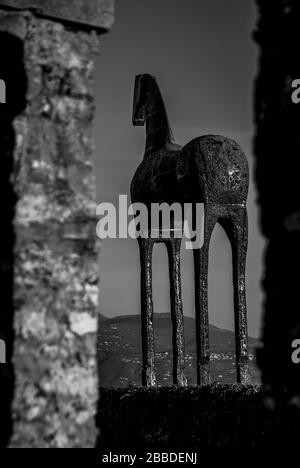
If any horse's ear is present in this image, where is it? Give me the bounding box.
[132,75,145,126]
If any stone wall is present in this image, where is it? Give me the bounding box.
[254,0,300,443]
[0,0,114,448]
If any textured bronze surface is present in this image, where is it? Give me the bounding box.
[0,0,114,30]
[131,74,250,386]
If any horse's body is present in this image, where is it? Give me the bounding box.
[131,142,182,206]
[131,74,250,386]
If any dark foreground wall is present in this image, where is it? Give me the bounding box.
[254,1,300,403]
[0,0,114,448]
[253,0,300,446]
[97,385,265,450]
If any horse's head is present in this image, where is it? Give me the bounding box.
[132,74,155,126]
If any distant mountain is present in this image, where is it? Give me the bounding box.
[98,313,260,387]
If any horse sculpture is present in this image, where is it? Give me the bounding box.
[131,74,250,387]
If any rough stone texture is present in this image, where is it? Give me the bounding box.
[0,21,27,448]
[254,0,300,443]
[0,0,114,30]
[0,9,104,447]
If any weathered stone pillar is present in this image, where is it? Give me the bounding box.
[254,0,300,443]
[0,0,113,448]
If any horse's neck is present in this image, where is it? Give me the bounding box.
[144,86,173,156]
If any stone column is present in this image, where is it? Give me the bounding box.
[254,0,300,442]
[0,0,113,448]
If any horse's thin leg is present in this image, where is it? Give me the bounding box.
[193,205,216,386]
[221,208,250,384]
[232,208,250,384]
[167,238,186,386]
[138,237,155,386]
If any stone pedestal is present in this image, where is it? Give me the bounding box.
[0,0,113,448]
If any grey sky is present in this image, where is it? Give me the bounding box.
[94,0,264,337]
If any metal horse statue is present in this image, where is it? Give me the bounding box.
[131,74,250,387]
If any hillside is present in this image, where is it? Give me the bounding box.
[98,313,260,387]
